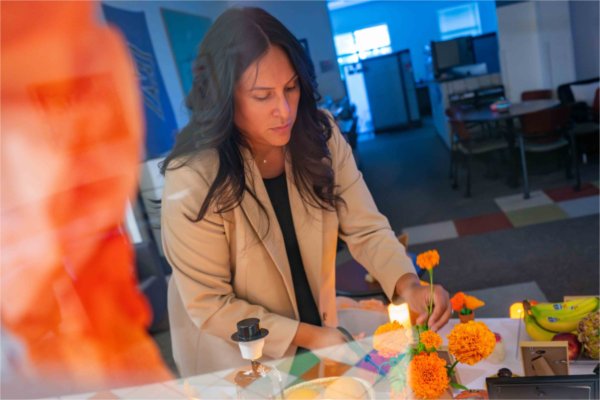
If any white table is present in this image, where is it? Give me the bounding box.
[53,317,596,399]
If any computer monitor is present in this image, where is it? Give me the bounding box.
[432,36,474,77]
[486,375,599,399]
[472,32,500,74]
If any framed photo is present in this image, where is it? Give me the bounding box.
[519,341,569,376]
[486,374,599,399]
[437,346,461,386]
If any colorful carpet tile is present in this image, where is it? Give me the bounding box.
[558,195,600,218]
[402,220,458,245]
[397,182,598,247]
[454,212,512,237]
[494,190,553,213]
[504,204,568,228]
[544,183,599,202]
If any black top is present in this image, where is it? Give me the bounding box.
[263,173,321,327]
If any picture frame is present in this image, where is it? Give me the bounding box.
[519,341,569,377]
[437,346,462,386]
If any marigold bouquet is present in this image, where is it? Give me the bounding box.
[371,250,496,399]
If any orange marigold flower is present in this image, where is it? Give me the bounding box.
[416,250,440,270]
[420,330,442,350]
[464,295,485,311]
[408,352,450,399]
[447,321,496,365]
[373,321,412,359]
[450,292,466,312]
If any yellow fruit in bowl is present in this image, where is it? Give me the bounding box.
[285,387,321,399]
[322,377,369,400]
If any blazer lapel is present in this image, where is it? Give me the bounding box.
[239,148,299,318]
[285,157,324,314]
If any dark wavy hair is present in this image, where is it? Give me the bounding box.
[161,7,344,223]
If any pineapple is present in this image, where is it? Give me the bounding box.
[577,311,599,360]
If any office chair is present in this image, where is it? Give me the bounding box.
[521,89,553,101]
[519,105,573,186]
[447,107,508,197]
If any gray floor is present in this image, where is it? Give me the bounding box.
[357,120,598,302]
[466,281,547,318]
[152,119,599,377]
[410,215,599,302]
[359,121,598,228]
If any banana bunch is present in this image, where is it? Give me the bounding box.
[523,297,599,341]
[524,313,556,341]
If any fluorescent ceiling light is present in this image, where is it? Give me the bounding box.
[327,0,376,11]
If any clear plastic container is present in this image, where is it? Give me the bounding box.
[234,360,284,399]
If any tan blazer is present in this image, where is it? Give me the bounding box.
[161,119,416,376]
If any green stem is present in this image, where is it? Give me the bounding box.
[447,360,468,391]
[428,269,434,324]
[447,360,459,375]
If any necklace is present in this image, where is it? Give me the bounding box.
[255,148,283,165]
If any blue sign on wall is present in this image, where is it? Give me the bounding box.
[161,8,212,97]
[102,4,176,159]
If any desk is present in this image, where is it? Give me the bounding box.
[51,317,596,399]
[457,100,560,199]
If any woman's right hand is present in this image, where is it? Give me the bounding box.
[293,323,347,350]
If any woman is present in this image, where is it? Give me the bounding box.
[161,7,451,376]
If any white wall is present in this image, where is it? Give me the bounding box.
[497,2,541,101]
[535,1,576,90]
[497,1,575,101]
[569,0,600,80]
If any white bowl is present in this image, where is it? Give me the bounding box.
[283,376,374,400]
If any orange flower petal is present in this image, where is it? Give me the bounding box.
[450,292,466,312]
[408,353,450,399]
[420,330,443,350]
[464,295,485,310]
[447,321,496,365]
[416,250,440,270]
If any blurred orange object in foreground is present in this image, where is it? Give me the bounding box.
[1,1,171,396]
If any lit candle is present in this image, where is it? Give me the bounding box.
[388,303,411,327]
[510,302,525,358]
[510,302,524,319]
